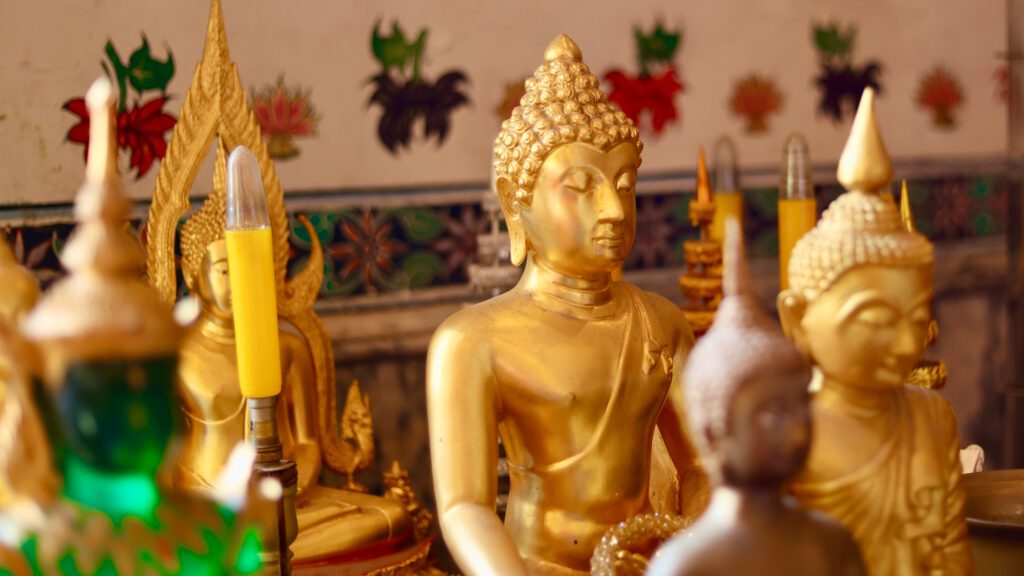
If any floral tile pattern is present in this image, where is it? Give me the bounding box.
[3,172,1011,300]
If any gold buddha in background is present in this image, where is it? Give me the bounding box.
[648,220,865,576]
[146,0,414,566]
[778,89,972,574]
[427,35,708,576]
[0,238,53,510]
[171,154,410,560]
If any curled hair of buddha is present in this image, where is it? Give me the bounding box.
[683,219,809,454]
[180,142,228,291]
[493,35,643,196]
[787,89,934,300]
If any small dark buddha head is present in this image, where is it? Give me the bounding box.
[684,220,812,486]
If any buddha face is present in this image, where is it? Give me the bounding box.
[781,264,932,391]
[498,142,639,276]
[197,239,232,321]
[716,368,811,485]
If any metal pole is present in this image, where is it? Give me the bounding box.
[1005,0,1024,467]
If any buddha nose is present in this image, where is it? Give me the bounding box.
[596,182,625,223]
[891,318,921,358]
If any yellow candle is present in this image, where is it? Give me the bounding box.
[226,227,281,398]
[225,146,281,398]
[710,136,742,241]
[711,193,743,241]
[778,132,815,290]
[778,198,817,291]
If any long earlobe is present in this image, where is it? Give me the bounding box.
[495,176,527,266]
[777,289,809,353]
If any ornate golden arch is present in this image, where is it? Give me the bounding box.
[146,0,360,473]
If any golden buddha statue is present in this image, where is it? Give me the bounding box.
[778,89,972,575]
[0,238,53,510]
[0,239,39,326]
[146,0,415,567]
[648,220,865,576]
[427,35,708,576]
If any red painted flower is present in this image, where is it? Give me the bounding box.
[605,68,684,135]
[252,76,320,160]
[63,96,176,179]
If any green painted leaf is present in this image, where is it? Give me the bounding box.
[290,213,338,249]
[635,23,680,67]
[970,177,993,199]
[396,208,443,244]
[813,23,855,58]
[126,35,175,94]
[400,250,444,288]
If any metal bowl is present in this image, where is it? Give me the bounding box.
[963,469,1024,574]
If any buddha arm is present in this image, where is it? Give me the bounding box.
[281,333,322,495]
[940,406,971,573]
[427,325,528,576]
[657,329,710,520]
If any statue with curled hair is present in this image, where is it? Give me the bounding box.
[778,89,972,575]
[428,35,708,576]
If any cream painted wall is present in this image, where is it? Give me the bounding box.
[0,0,1007,205]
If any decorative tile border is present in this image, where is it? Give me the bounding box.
[3,162,1012,299]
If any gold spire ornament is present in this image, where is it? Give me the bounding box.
[147,0,321,314]
[679,147,723,337]
[778,89,972,574]
[900,179,917,232]
[26,79,180,378]
[148,1,421,571]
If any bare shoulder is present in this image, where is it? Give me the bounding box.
[430,294,510,351]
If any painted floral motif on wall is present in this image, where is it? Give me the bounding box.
[367,21,469,153]
[604,22,685,136]
[916,66,964,129]
[4,173,1010,300]
[729,74,784,134]
[62,36,176,179]
[811,22,882,123]
[251,76,320,160]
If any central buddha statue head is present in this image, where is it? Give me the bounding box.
[778,89,934,390]
[493,35,642,279]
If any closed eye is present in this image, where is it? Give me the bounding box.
[616,172,636,194]
[562,170,595,194]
